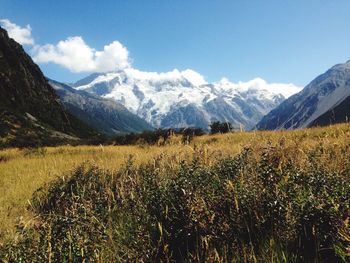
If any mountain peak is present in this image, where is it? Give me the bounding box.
[50,79,153,135]
[74,70,300,129]
[256,60,350,130]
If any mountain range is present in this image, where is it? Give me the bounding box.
[0,26,153,147]
[1,23,350,148]
[73,69,301,130]
[256,60,350,130]
[49,79,153,135]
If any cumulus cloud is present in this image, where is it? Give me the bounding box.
[32,37,95,72]
[0,19,34,45]
[122,68,207,86]
[181,69,207,86]
[94,41,130,72]
[0,18,303,96]
[0,19,130,73]
[32,37,130,73]
[217,77,302,98]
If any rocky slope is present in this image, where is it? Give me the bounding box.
[50,79,153,135]
[309,94,350,127]
[74,69,300,130]
[0,27,95,147]
[256,60,350,130]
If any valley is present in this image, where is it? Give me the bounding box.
[1,6,350,261]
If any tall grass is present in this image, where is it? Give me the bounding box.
[1,124,350,261]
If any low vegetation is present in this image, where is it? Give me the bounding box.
[1,124,350,262]
[111,127,205,146]
[210,121,234,134]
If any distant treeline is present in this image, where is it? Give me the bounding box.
[110,127,205,145]
[3,121,237,148]
[106,121,236,146]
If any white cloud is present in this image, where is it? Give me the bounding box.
[121,68,207,86]
[181,69,207,86]
[94,41,130,72]
[0,19,34,45]
[0,19,130,73]
[0,18,303,97]
[32,37,130,73]
[217,77,302,98]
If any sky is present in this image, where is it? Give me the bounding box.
[0,0,350,86]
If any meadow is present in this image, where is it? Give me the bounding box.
[0,124,350,262]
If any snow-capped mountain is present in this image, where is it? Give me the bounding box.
[74,68,301,130]
[49,79,153,135]
[257,60,350,130]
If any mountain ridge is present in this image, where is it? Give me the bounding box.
[74,68,301,130]
[256,60,350,130]
[309,93,350,127]
[50,79,153,135]
[0,26,96,147]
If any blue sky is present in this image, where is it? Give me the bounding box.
[1,0,350,86]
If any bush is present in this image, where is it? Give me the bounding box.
[112,129,175,146]
[210,121,233,134]
[112,127,205,146]
[180,127,205,144]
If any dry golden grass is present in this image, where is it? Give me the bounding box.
[1,123,350,241]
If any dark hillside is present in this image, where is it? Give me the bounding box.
[0,27,96,147]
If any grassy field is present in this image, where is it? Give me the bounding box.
[1,124,350,261]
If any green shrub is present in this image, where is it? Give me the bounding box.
[210,121,233,134]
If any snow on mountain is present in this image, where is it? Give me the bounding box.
[49,79,153,135]
[74,68,301,130]
[256,60,350,130]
